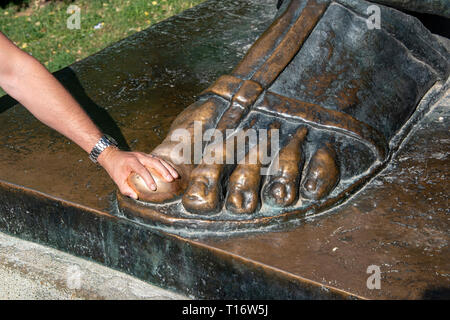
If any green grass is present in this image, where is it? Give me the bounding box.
[0,0,205,97]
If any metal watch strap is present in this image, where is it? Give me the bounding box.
[89,135,118,164]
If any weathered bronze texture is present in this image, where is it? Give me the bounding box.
[0,0,449,299]
[120,0,450,235]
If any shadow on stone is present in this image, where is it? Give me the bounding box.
[0,67,130,151]
[0,95,17,115]
[422,287,450,300]
[404,10,450,38]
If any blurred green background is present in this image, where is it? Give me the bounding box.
[0,0,205,96]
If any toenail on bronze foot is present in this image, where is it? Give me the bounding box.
[301,144,339,200]
[263,127,307,207]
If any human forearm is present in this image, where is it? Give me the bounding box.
[0,32,178,199]
[0,52,102,153]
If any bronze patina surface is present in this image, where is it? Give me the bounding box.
[0,0,449,299]
[118,0,449,235]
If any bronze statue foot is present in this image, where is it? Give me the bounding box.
[117,0,449,235]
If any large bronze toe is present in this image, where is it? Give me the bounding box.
[262,127,307,207]
[225,163,261,215]
[182,166,223,214]
[301,144,339,200]
[127,166,187,203]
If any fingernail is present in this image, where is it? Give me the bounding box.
[151,184,156,191]
[166,175,174,181]
[129,194,138,200]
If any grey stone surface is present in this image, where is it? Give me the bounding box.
[0,231,188,300]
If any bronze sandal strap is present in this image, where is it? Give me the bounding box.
[199,76,264,133]
[200,75,263,109]
[200,78,387,160]
[250,0,330,88]
[203,0,330,93]
[255,91,388,160]
[232,0,328,80]
[198,1,331,134]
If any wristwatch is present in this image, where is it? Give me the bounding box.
[89,134,119,164]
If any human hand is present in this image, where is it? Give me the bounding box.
[97,147,179,199]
